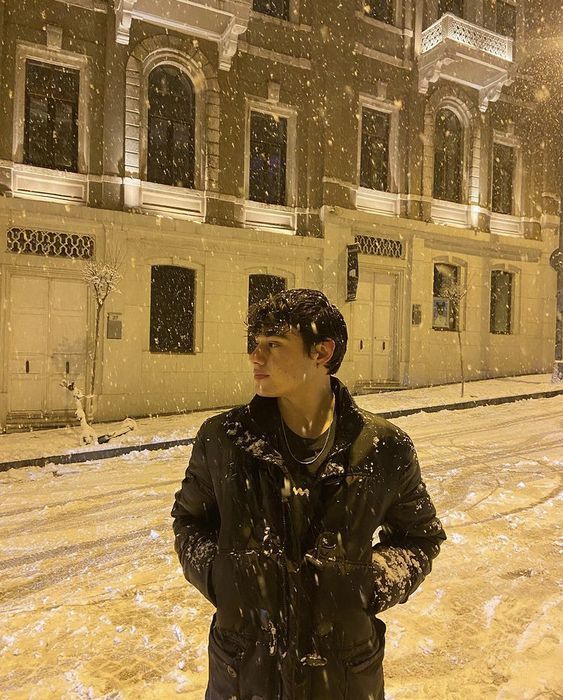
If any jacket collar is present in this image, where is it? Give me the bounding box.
[222,377,373,480]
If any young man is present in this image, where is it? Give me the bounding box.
[172,289,446,700]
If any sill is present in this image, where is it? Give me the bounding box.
[355,188,400,216]
[432,326,459,332]
[243,200,296,234]
[431,199,470,228]
[6,162,88,204]
[490,212,523,236]
[149,349,196,355]
[124,178,205,221]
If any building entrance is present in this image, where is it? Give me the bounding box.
[7,275,88,422]
[353,269,399,384]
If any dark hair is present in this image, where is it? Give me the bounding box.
[246,288,348,374]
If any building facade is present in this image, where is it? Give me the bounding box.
[0,0,559,429]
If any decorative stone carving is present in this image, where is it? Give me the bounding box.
[114,0,251,71]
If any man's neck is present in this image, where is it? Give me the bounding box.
[277,379,335,439]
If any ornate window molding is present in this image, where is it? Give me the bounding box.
[355,91,401,216]
[10,42,91,203]
[489,128,524,235]
[243,96,298,233]
[124,37,220,220]
[422,88,481,227]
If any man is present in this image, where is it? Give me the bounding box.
[172,288,446,699]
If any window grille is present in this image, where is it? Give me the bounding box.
[6,227,94,259]
[355,235,403,259]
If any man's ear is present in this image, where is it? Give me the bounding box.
[314,339,336,368]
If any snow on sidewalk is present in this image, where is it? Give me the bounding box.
[0,373,560,466]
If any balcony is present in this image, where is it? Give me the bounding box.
[115,0,251,70]
[418,13,515,111]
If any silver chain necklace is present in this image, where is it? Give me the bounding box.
[280,411,335,466]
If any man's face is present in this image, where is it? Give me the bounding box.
[248,328,317,398]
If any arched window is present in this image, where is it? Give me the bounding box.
[147,65,195,188]
[433,109,463,203]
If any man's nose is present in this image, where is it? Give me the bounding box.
[250,346,266,364]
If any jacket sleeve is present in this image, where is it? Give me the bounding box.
[370,435,446,614]
[171,426,220,605]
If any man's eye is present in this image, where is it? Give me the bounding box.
[269,342,280,348]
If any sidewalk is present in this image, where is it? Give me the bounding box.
[1,373,561,471]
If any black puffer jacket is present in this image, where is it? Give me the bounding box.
[172,379,446,699]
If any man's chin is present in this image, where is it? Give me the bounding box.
[254,381,279,398]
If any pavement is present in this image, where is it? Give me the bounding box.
[1,372,562,471]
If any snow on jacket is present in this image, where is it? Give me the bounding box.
[171,378,446,699]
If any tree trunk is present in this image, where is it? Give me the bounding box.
[88,304,103,421]
[457,328,465,398]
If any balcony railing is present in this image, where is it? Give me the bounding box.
[421,13,513,62]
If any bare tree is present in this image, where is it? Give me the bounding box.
[82,256,122,420]
[439,275,471,398]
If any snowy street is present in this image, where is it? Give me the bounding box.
[1,396,562,699]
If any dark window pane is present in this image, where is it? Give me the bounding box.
[492,143,514,214]
[249,112,287,205]
[247,274,287,351]
[24,60,79,172]
[364,0,393,24]
[360,108,390,191]
[496,1,516,38]
[438,0,463,16]
[433,263,459,331]
[147,65,195,188]
[253,0,289,20]
[490,270,513,334]
[433,109,463,203]
[150,266,195,353]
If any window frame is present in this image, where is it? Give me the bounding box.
[357,94,400,196]
[495,0,517,39]
[140,57,206,191]
[363,0,394,25]
[252,0,290,21]
[359,106,391,193]
[149,265,197,355]
[146,64,197,189]
[244,99,297,209]
[432,261,463,332]
[489,269,514,335]
[433,107,464,203]
[23,60,80,172]
[491,130,522,218]
[13,42,90,174]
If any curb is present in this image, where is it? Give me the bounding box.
[1,388,562,472]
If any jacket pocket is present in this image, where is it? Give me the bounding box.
[343,624,385,700]
[205,622,247,700]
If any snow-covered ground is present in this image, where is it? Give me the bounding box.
[0,396,562,699]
